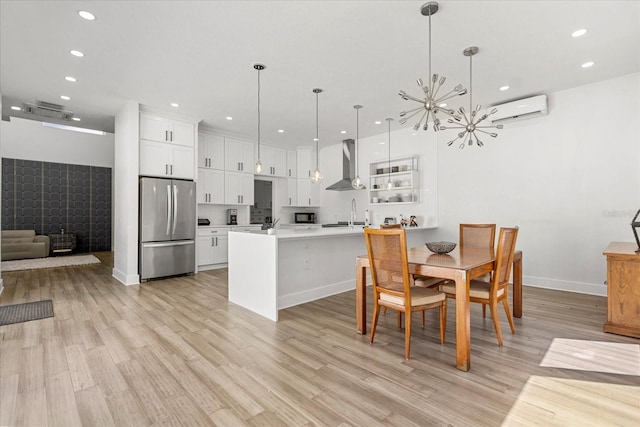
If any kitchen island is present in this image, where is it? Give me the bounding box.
[228,226,433,321]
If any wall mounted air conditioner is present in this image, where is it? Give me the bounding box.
[22,100,74,121]
[490,94,547,124]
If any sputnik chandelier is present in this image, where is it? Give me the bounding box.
[441,46,503,148]
[399,1,467,132]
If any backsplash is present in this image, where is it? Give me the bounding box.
[2,158,112,253]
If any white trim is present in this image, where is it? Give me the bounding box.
[278,279,354,310]
[112,268,140,286]
[523,275,607,297]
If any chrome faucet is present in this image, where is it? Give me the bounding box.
[349,198,357,228]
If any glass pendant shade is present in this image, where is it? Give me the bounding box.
[352,176,364,189]
[255,160,263,174]
[311,167,323,184]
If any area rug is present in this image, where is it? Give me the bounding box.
[1,254,101,272]
[0,299,54,326]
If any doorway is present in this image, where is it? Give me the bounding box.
[251,180,273,226]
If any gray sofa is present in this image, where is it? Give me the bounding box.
[1,230,50,261]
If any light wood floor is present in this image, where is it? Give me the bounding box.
[1,252,638,426]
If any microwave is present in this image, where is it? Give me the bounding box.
[294,212,316,224]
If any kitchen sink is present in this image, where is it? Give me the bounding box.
[322,221,365,228]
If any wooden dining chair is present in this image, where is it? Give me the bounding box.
[380,223,402,229]
[441,226,518,346]
[364,228,447,359]
[460,223,496,317]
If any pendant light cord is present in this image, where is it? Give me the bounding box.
[315,91,319,168]
[428,10,432,80]
[257,68,261,159]
[355,107,359,174]
[469,52,473,112]
[388,119,391,183]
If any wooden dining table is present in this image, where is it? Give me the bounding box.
[356,247,523,371]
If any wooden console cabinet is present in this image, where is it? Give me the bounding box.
[603,242,640,338]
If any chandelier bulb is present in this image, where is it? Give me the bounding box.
[432,74,438,83]
[489,108,498,114]
[490,132,498,138]
[386,180,393,191]
[439,75,446,85]
[496,124,504,129]
[459,106,465,114]
[416,78,423,87]
[447,140,454,146]
[352,176,364,190]
[255,160,263,174]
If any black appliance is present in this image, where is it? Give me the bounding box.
[294,212,316,224]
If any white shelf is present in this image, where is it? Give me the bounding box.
[369,156,419,204]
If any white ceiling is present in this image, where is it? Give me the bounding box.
[1,0,639,149]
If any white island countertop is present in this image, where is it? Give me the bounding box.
[228,225,436,321]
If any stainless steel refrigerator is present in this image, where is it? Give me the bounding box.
[139,177,196,280]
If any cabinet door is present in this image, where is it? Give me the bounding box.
[297,179,311,206]
[140,140,172,177]
[225,171,242,204]
[271,146,287,177]
[296,147,312,179]
[287,150,297,178]
[170,120,194,147]
[286,179,297,206]
[241,173,254,206]
[171,145,194,180]
[197,169,209,204]
[140,114,171,142]
[240,140,255,173]
[197,236,216,265]
[209,169,225,204]
[213,235,229,264]
[225,138,243,171]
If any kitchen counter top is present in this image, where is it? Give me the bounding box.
[231,225,434,240]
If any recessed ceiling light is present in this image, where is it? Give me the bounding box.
[411,133,417,136]
[72,117,81,121]
[438,103,447,107]
[572,29,587,38]
[78,11,96,21]
[70,50,84,57]
[65,76,77,82]
[60,95,71,100]
[340,130,347,134]
[225,116,233,120]
[374,121,381,125]
[11,106,21,111]
[499,85,510,91]
[170,103,179,107]
[378,141,385,145]
[313,138,318,142]
[581,61,595,68]
[278,129,284,133]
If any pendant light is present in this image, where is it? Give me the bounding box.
[351,105,365,189]
[386,118,393,191]
[310,88,323,184]
[441,47,503,148]
[254,63,265,173]
[398,1,466,132]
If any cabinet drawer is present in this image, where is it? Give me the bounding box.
[197,227,229,237]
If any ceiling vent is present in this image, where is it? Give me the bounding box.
[22,100,74,121]
[490,94,547,124]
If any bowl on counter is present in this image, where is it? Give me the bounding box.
[425,241,457,254]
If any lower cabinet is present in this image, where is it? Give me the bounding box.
[197,227,229,270]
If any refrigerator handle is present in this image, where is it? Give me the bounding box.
[172,184,178,235]
[166,184,172,235]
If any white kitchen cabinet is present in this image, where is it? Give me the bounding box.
[197,227,229,268]
[296,147,312,179]
[296,179,320,207]
[197,168,224,204]
[225,171,254,205]
[286,150,297,178]
[368,155,419,204]
[285,179,297,206]
[257,145,287,177]
[225,138,255,173]
[198,133,225,169]
[140,113,194,147]
[140,139,194,179]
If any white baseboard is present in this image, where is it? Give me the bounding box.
[112,268,140,286]
[523,275,607,297]
[0,278,4,296]
[278,279,355,310]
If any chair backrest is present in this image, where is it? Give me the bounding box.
[380,224,402,229]
[492,227,519,292]
[364,228,411,302]
[460,223,496,249]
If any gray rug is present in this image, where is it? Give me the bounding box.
[2,254,101,272]
[0,300,54,326]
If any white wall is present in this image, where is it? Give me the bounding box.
[1,117,114,167]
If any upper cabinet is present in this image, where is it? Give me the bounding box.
[198,133,225,169]
[256,145,287,177]
[140,113,194,147]
[139,112,196,180]
[225,138,255,173]
[286,150,297,178]
[296,147,312,179]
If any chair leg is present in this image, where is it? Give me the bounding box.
[502,297,516,334]
[482,304,487,318]
[370,303,381,344]
[397,311,402,328]
[421,310,425,327]
[489,301,503,346]
[439,299,447,345]
[404,309,412,359]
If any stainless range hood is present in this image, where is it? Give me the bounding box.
[326,139,366,191]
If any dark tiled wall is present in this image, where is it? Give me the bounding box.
[2,158,112,253]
